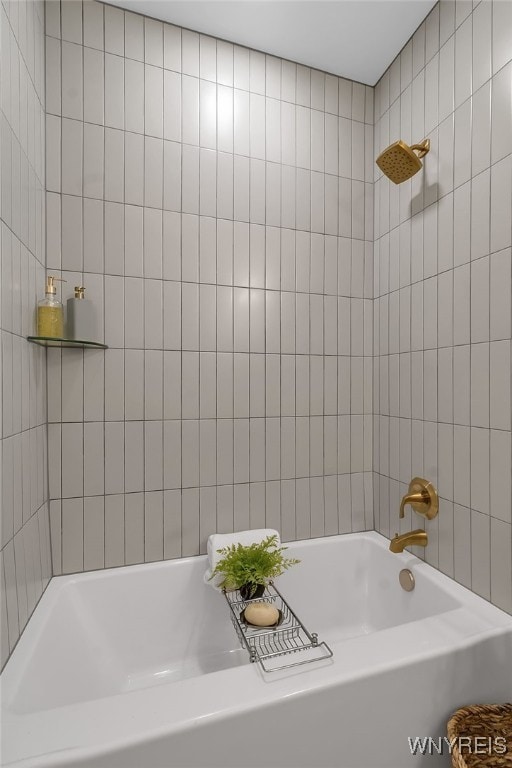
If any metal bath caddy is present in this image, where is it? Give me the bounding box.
[223,583,333,673]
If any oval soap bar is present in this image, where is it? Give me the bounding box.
[244,602,279,627]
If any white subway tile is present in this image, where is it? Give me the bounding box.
[145,18,163,67]
[162,212,181,282]
[338,78,352,118]
[181,213,198,282]
[164,71,181,143]
[144,279,163,350]
[82,496,104,572]
[490,248,512,341]
[181,419,199,487]
[234,89,250,156]
[123,206,143,278]
[123,132,144,206]
[105,53,124,130]
[250,49,265,95]
[249,289,264,353]
[199,284,216,352]
[490,431,512,524]
[200,148,217,217]
[492,0,512,74]
[181,144,199,214]
[217,286,233,352]
[83,422,104,497]
[454,16,472,108]
[216,153,233,223]
[199,486,216,554]
[181,352,199,419]
[472,83,491,176]
[61,1,82,44]
[124,11,143,61]
[453,345,470,425]
[181,488,199,557]
[453,425,470,507]
[181,75,199,145]
[145,351,163,421]
[83,349,105,422]
[470,342,489,427]
[471,509,490,599]
[104,5,124,55]
[163,421,181,490]
[104,128,124,202]
[61,194,83,271]
[145,421,163,491]
[453,264,470,345]
[471,427,490,513]
[102,494,124,568]
[490,340,511,430]
[61,118,82,196]
[490,156,512,254]
[123,492,143,566]
[164,24,181,73]
[124,59,144,134]
[233,155,249,222]
[62,498,84,574]
[61,422,83,498]
[471,171,490,261]
[104,202,124,276]
[491,62,512,164]
[144,137,164,209]
[217,40,233,87]
[199,419,216,486]
[45,36,61,117]
[200,79,216,149]
[490,518,512,613]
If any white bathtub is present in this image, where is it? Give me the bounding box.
[2,531,512,768]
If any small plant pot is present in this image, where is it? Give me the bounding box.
[239,583,265,601]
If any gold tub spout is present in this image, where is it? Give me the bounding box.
[389,529,428,553]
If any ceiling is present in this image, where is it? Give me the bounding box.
[108,0,436,85]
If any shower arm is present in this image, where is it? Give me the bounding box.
[410,139,430,158]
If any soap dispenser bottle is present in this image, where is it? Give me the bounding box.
[66,286,96,340]
[37,275,65,338]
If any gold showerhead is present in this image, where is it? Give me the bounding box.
[376,138,430,184]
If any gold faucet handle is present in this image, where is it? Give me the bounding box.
[399,491,427,518]
[399,478,439,520]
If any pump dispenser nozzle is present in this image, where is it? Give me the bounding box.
[45,275,66,295]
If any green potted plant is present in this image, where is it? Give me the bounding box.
[210,534,300,600]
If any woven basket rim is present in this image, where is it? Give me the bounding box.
[447,703,512,768]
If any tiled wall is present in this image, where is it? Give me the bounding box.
[373,0,512,613]
[46,0,375,574]
[0,0,51,669]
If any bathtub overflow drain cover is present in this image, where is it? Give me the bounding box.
[399,569,415,592]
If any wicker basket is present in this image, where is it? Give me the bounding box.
[447,704,512,767]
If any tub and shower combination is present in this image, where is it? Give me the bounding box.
[2,532,512,768]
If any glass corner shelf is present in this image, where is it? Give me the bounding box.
[27,336,108,349]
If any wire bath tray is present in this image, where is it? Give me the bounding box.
[223,583,333,673]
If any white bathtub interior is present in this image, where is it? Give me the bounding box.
[6,559,247,715]
[5,532,461,716]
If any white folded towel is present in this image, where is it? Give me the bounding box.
[204,529,280,590]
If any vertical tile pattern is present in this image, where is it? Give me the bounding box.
[47,0,374,574]
[0,1,51,670]
[373,0,512,614]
